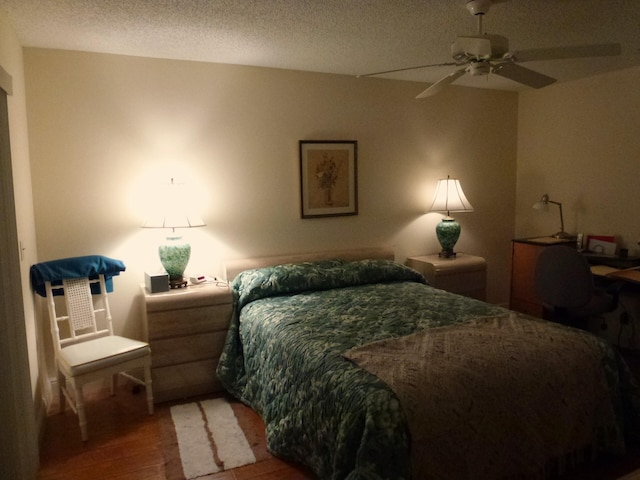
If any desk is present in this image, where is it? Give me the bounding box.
[611,268,640,284]
[510,238,575,316]
[583,252,640,270]
[592,266,640,284]
[590,265,640,352]
[510,237,640,317]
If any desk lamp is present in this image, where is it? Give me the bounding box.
[533,194,569,239]
[142,178,205,288]
[428,176,474,258]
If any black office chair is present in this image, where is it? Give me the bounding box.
[534,245,621,329]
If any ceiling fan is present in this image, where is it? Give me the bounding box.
[359,0,622,98]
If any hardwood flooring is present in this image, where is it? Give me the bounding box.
[37,380,315,480]
[38,378,640,480]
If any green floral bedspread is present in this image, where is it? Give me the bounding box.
[216,259,640,480]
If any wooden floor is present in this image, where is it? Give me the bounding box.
[37,381,315,480]
[37,379,640,480]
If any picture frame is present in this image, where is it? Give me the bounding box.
[299,140,358,218]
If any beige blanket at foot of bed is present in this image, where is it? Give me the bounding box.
[344,312,621,480]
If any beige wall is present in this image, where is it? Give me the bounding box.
[516,66,640,253]
[23,49,518,382]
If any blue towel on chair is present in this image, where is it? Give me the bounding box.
[30,255,126,297]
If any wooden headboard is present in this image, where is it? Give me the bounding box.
[224,247,394,281]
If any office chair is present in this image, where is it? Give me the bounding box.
[32,257,153,441]
[534,245,621,329]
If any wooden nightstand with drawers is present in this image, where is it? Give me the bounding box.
[141,282,233,403]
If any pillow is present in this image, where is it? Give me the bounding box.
[232,258,426,310]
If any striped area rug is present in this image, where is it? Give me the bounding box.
[161,396,271,480]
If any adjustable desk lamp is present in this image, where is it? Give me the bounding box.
[533,194,570,239]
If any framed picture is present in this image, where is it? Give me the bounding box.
[299,140,358,218]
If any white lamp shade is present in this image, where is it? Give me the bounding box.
[142,213,205,229]
[429,178,474,214]
[141,178,206,229]
[141,178,205,288]
[532,193,551,210]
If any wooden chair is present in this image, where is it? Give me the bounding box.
[44,274,153,441]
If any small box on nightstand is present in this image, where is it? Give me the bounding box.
[145,272,169,293]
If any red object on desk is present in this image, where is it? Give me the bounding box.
[588,235,615,242]
[587,235,616,255]
[586,234,615,246]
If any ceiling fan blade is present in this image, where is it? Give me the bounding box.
[357,62,458,78]
[416,68,467,99]
[512,43,622,63]
[493,62,556,89]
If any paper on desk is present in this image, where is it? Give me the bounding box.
[590,265,621,277]
[609,268,640,284]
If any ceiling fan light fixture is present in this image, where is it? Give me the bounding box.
[467,62,492,76]
[466,0,493,16]
[451,35,509,63]
[452,36,492,60]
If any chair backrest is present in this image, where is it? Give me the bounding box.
[45,274,114,351]
[534,246,594,309]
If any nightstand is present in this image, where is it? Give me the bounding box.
[141,282,233,403]
[406,254,487,300]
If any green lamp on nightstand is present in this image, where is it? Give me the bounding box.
[142,178,205,288]
[428,175,474,258]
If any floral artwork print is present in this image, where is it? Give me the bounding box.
[299,140,357,218]
[308,149,349,208]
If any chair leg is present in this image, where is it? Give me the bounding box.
[74,382,88,442]
[144,364,154,415]
[57,369,65,413]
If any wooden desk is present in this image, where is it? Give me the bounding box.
[590,265,622,277]
[584,252,640,270]
[511,237,640,317]
[510,237,575,317]
[596,266,640,284]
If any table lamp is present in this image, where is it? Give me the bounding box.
[142,178,205,288]
[532,194,569,239]
[428,175,474,258]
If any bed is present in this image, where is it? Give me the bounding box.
[217,248,640,480]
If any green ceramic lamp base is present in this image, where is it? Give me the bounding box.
[159,236,191,289]
[435,216,461,258]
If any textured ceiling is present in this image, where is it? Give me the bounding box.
[1,0,639,93]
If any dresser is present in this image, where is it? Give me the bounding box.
[406,253,487,301]
[141,282,233,403]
